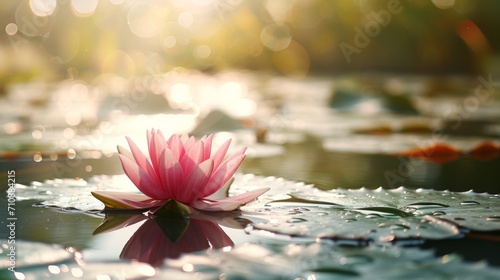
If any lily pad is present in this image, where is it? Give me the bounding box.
[284,187,500,232]
[243,206,460,245]
[15,174,500,245]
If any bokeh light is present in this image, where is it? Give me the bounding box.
[70,0,98,17]
[5,23,18,35]
[29,0,57,17]
[127,1,169,38]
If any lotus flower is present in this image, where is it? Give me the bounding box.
[92,129,269,215]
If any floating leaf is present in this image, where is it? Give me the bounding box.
[468,141,500,161]
[260,187,500,232]
[323,135,500,163]
[14,174,500,245]
[398,143,461,164]
[244,206,460,245]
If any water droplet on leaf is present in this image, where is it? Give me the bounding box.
[286,217,307,223]
[460,201,480,206]
[405,202,449,210]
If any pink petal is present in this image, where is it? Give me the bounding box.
[125,136,161,186]
[202,154,245,198]
[158,147,183,197]
[180,134,189,143]
[192,187,270,211]
[156,129,166,141]
[220,146,247,167]
[119,154,167,199]
[201,134,213,160]
[180,140,204,176]
[166,134,185,159]
[212,139,231,170]
[205,177,232,200]
[117,145,134,161]
[91,191,164,210]
[149,132,168,176]
[183,135,196,149]
[176,159,213,204]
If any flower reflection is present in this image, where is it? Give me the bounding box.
[94,212,245,267]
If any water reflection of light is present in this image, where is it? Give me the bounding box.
[182,263,194,272]
[163,36,177,48]
[67,148,77,159]
[4,122,22,134]
[213,131,235,147]
[32,129,43,139]
[70,0,98,17]
[135,263,156,277]
[265,0,294,23]
[127,2,169,38]
[431,0,455,9]
[169,83,192,104]
[5,23,18,35]
[195,45,211,59]
[260,24,292,51]
[63,128,76,139]
[178,12,194,28]
[221,81,244,99]
[70,268,84,278]
[48,265,60,274]
[352,99,383,115]
[225,98,256,118]
[65,111,82,126]
[14,271,25,280]
[29,0,57,17]
[34,153,42,162]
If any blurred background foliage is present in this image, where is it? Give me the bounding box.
[1,0,499,91]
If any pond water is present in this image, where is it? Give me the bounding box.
[1,73,500,279]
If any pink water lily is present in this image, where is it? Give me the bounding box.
[91,129,269,214]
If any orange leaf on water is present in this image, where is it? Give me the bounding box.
[398,143,461,164]
[468,141,500,161]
